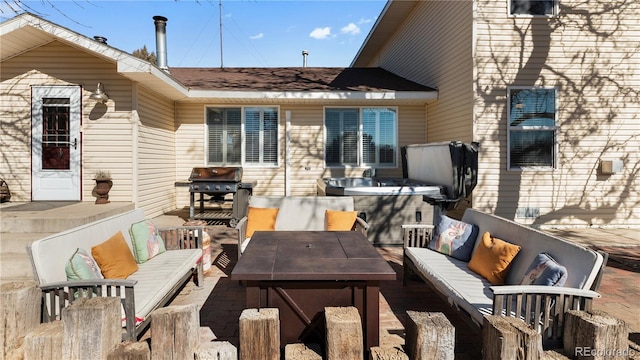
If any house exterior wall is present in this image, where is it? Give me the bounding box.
[0,41,135,203]
[473,0,640,227]
[356,0,639,227]
[358,0,475,144]
[134,84,177,217]
[174,103,426,208]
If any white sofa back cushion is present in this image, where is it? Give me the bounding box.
[29,209,146,285]
[248,196,355,231]
[462,209,603,290]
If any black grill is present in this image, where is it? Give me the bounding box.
[188,167,256,227]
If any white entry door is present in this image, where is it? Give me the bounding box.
[31,86,81,200]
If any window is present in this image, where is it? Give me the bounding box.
[206,107,278,166]
[507,88,557,169]
[325,107,397,167]
[510,0,556,16]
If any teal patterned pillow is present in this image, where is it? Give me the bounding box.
[129,220,166,263]
[65,248,103,280]
[428,215,479,261]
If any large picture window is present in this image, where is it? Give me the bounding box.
[507,87,557,169]
[510,0,557,16]
[325,107,397,167]
[207,107,278,166]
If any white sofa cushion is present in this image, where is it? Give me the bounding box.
[462,209,603,289]
[127,249,201,319]
[247,196,355,231]
[405,247,492,326]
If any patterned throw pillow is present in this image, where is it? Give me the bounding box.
[65,248,103,281]
[129,220,167,264]
[520,253,568,286]
[428,215,479,261]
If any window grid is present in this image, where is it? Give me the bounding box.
[206,107,278,167]
[507,87,557,169]
[325,107,397,168]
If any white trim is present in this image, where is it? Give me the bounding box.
[131,83,139,205]
[189,90,436,102]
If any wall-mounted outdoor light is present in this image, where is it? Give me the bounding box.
[89,82,109,103]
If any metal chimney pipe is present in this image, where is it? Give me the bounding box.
[153,16,169,71]
[302,50,308,67]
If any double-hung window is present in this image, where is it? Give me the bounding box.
[510,0,557,16]
[206,106,278,166]
[325,107,397,167]
[507,87,557,170]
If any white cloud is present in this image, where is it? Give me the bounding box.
[357,18,373,25]
[340,23,360,36]
[250,33,264,40]
[309,27,332,40]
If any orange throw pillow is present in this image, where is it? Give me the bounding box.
[468,232,521,285]
[245,207,279,238]
[91,231,138,279]
[325,210,358,231]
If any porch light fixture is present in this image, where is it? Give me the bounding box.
[89,82,109,103]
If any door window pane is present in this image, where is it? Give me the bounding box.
[42,98,71,170]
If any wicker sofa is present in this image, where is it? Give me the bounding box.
[235,195,369,258]
[27,209,205,341]
[402,208,608,347]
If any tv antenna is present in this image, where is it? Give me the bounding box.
[219,0,224,68]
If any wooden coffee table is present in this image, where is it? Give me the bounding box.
[230,230,396,350]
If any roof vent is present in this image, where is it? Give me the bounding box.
[153,16,169,72]
[94,36,108,44]
[302,50,308,67]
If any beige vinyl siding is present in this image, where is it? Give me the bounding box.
[361,1,475,144]
[173,103,427,201]
[473,0,640,226]
[135,85,176,217]
[0,41,135,202]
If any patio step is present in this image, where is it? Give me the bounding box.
[0,202,135,284]
[0,202,135,233]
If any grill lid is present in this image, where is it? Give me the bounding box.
[189,167,243,182]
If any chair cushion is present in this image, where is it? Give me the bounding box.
[129,220,166,264]
[429,215,479,261]
[65,248,103,280]
[91,231,138,279]
[519,253,568,286]
[468,232,521,285]
[245,207,279,238]
[325,210,358,231]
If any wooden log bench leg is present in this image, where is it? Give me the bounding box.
[107,341,151,360]
[284,343,322,360]
[0,281,41,359]
[62,297,122,359]
[369,346,409,360]
[23,321,63,359]
[482,315,543,360]
[563,310,628,360]
[325,306,363,360]
[406,311,455,360]
[239,308,280,360]
[150,304,200,360]
[196,341,238,360]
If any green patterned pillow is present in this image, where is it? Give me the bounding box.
[65,248,103,280]
[129,220,166,263]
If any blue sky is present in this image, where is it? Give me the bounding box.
[2,0,387,67]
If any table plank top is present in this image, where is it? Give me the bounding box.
[231,231,397,281]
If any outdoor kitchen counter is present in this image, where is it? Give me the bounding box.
[231,230,397,349]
